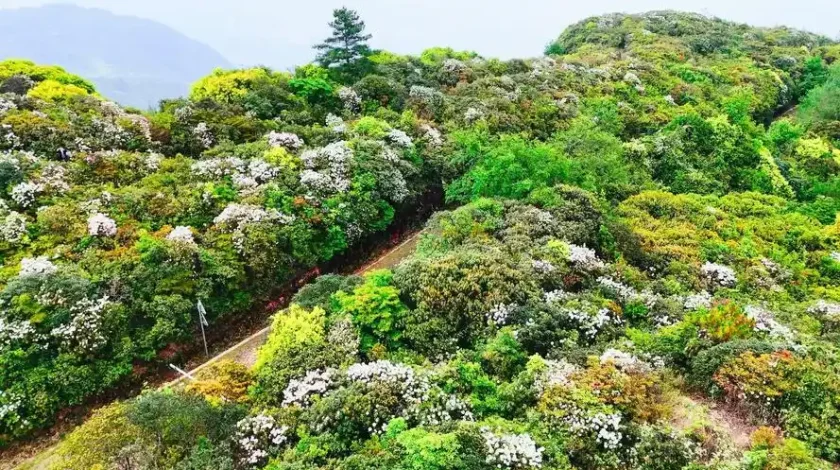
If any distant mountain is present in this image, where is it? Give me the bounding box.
[0,4,231,108]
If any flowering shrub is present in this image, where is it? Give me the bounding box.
[282,368,335,407]
[87,212,117,237]
[166,226,196,245]
[700,262,737,288]
[18,256,56,277]
[481,428,544,469]
[234,414,288,467]
[267,131,304,150]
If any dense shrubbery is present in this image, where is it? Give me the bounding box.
[8,8,840,470]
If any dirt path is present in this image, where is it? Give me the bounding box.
[12,231,422,470]
[671,394,756,453]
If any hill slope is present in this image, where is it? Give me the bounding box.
[0,4,231,108]
[3,9,840,470]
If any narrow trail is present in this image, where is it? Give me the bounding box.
[671,395,756,453]
[167,230,421,383]
[11,231,422,470]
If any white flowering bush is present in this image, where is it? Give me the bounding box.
[481,428,544,469]
[567,244,605,271]
[235,414,289,468]
[166,226,196,245]
[684,291,713,310]
[532,260,556,274]
[345,360,431,433]
[565,411,624,450]
[534,359,578,394]
[487,303,516,326]
[18,256,57,277]
[213,203,293,232]
[338,86,361,113]
[421,124,443,147]
[10,181,41,208]
[700,262,736,288]
[387,129,413,148]
[267,131,304,150]
[0,211,27,243]
[563,306,620,339]
[87,213,117,237]
[325,113,346,133]
[193,122,214,148]
[299,141,353,194]
[282,368,335,407]
[599,348,651,373]
[744,305,794,341]
[464,107,485,123]
[0,317,38,350]
[50,296,110,354]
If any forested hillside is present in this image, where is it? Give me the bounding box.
[3,9,840,470]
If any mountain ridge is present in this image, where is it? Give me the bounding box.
[0,3,232,108]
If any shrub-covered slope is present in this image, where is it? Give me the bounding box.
[4,9,840,470]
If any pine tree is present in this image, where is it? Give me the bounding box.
[314,7,372,70]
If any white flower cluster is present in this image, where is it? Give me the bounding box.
[192,157,246,179]
[567,244,605,271]
[10,181,41,208]
[87,213,117,237]
[166,226,196,245]
[299,141,353,194]
[684,291,712,310]
[442,58,466,74]
[50,296,110,354]
[831,252,840,263]
[564,307,620,339]
[409,86,443,107]
[744,305,794,341]
[464,107,485,123]
[325,113,346,133]
[596,277,657,307]
[338,87,361,113]
[0,390,23,427]
[37,163,70,194]
[808,300,840,317]
[421,124,443,147]
[700,262,737,288]
[235,414,288,468]
[623,72,641,85]
[267,131,304,150]
[534,359,578,393]
[214,203,293,231]
[282,368,335,407]
[0,97,16,116]
[193,122,214,148]
[487,303,516,326]
[0,317,38,350]
[416,391,474,426]
[481,428,544,469]
[544,289,571,303]
[327,317,360,356]
[567,412,623,449]
[347,360,430,432]
[0,211,27,243]
[532,260,556,274]
[600,349,651,373]
[387,129,413,148]
[19,257,57,277]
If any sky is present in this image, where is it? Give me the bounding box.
[1,0,838,70]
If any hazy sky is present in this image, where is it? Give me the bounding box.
[1,0,838,70]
